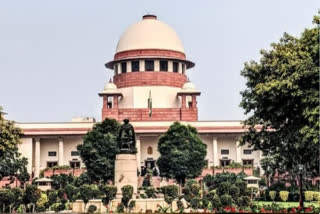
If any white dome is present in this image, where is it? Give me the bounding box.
[116,15,185,54]
[182,81,196,92]
[102,82,118,93]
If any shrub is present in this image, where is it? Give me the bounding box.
[237,196,250,208]
[314,191,320,201]
[160,185,178,205]
[128,200,135,212]
[88,205,97,214]
[145,187,156,198]
[190,197,201,210]
[279,191,289,202]
[269,191,277,201]
[116,203,124,213]
[235,180,247,196]
[99,185,117,205]
[305,191,314,201]
[182,180,200,202]
[220,194,232,207]
[229,185,240,198]
[121,185,133,208]
[211,194,221,208]
[216,182,231,196]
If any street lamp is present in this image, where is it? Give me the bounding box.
[298,164,304,208]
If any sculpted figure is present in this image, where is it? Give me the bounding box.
[117,119,136,154]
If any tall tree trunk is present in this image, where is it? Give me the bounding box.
[299,174,304,208]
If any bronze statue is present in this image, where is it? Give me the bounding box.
[117,119,137,154]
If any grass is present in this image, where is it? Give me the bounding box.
[254,201,320,208]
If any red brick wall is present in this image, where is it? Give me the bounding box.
[102,107,198,122]
[114,49,186,61]
[113,72,187,88]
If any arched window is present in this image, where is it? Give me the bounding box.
[147,146,153,155]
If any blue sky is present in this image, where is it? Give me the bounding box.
[0,0,318,122]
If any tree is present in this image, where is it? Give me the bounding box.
[23,184,41,213]
[239,16,319,207]
[65,184,79,203]
[79,184,100,210]
[0,106,29,185]
[98,185,117,206]
[157,122,207,186]
[77,119,120,183]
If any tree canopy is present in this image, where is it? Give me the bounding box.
[157,122,207,185]
[0,106,29,184]
[239,16,319,175]
[77,118,120,183]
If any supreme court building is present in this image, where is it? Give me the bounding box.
[16,15,263,179]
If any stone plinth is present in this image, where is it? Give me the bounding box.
[114,154,138,198]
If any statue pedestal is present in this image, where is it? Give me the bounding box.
[114,154,138,198]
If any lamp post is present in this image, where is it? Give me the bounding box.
[298,164,304,208]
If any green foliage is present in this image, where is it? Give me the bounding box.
[51,202,65,212]
[65,184,79,202]
[203,172,245,191]
[145,187,157,198]
[220,194,233,207]
[36,193,48,212]
[79,184,100,206]
[269,191,277,201]
[0,188,15,213]
[305,191,314,201]
[237,196,250,208]
[116,202,125,213]
[157,122,207,184]
[160,185,178,205]
[88,205,97,214]
[0,108,29,184]
[216,182,231,196]
[229,184,240,198]
[77,118,120,183]
[74,172,91,186]
[182,179,200,203]
[240,18,319,176]
[128,200,136,212]
[99,185,117,205]
[190,197,201,210]
[279,191,289,202]
[50,174,74,189]
[235,180,248,196]
[313,191,320,201]
[121,185,133,208]
[48,190,58,206]
[211,194,221,208]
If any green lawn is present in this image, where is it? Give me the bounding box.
[254,201,319,208]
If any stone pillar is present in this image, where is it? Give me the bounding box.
[114,154,138,198]
[192,95,197,108]
[136,136,141,174]
[181,95,186,109]
[236,140,242,163]
[34,138,41,178]
[58,137,64,166]
[113,95,118,109]
[212,137,219,167]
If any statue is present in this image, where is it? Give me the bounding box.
[117,119,137,154]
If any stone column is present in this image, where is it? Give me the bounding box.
[136,136,141,173]
[212,137,219,167]
[236,140,242,163]
[181,95,186,109]
[58,137,64,166]
[34,138,41,178]
[192,95,197,108]
[113,95,118,109]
